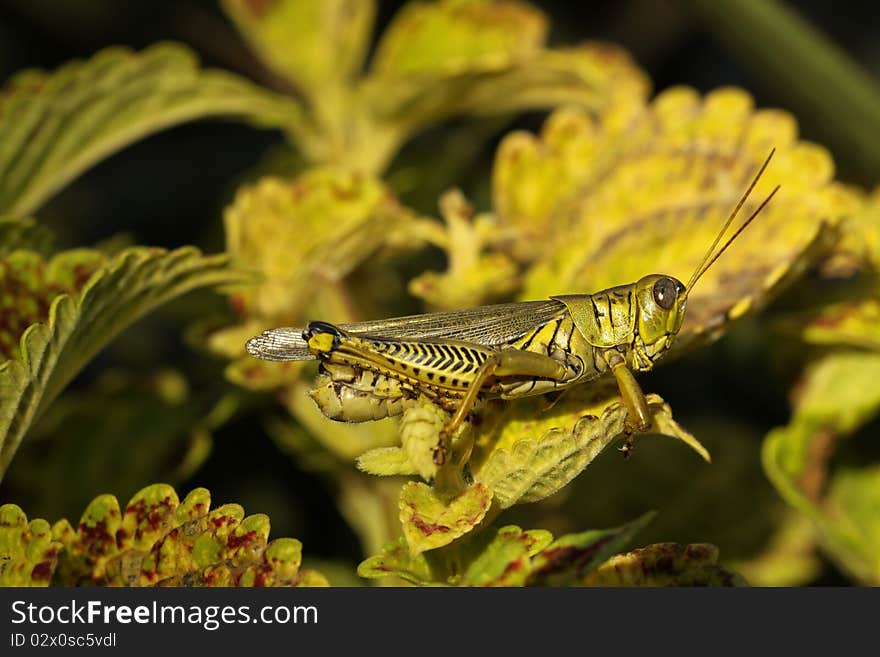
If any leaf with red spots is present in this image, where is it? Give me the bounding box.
[0,43,299,217]
[37,484,328,586]
[526,512,655,586]
[0,504,62,586]
[0,217,54,256]
[461,526,553,586]
[399,481,493,554]
[582,543,747,587]
[0,247,248,480]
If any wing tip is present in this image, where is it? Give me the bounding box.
[245,327,312,361]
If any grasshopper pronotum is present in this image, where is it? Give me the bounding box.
[247,150,779,465]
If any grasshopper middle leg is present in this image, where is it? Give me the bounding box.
[602,350,651,457]
[433,349,569,465]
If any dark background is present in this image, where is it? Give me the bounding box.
[1,0,878,584]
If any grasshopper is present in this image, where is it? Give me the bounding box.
[247,150,780,465]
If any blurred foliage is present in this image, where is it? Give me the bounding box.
[1,0,879,587]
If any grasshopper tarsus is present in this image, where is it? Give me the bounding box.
[618,434,636,459]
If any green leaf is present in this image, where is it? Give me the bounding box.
[0,43,300,216]
[473,390,708,508]
[763,351,880,584]
[0,504,61,586]
[461,525,553,586]
[357,536,436,585]
[223,0,375,94]
[0,217,54,256]
[582,543,748,587]
[526,511,655,585]
[0,246,249,480]
[399,481,493,554]
[45,484,328,586]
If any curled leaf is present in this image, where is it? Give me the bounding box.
[763,351,880,584]
[581,543,747,586]
[399,481,493,554]
[47,484,327,586]
[0,247,248,479]
[356,536,435,585]
[0,504,61,586]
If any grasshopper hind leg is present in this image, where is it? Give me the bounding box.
[433,348,570,465]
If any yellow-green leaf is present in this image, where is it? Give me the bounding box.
[223,0,375,93]
[46,484,328,586]
[763,351,880,584]
[224,167,415,322]
[582,543,748,587]
[399,481,493,554]
[0,247,249,479]
[372,0,548,77]
[0,504,61,586]
[473,389,708,508]
[497,88,858,351]
[0,43,300,217]
[356,447,420,477]
[406,189,520,310]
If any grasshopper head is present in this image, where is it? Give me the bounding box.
[633,274,688,360]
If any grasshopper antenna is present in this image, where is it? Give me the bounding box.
[687,148,779,291]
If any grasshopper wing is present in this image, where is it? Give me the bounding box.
[246,299,566,361]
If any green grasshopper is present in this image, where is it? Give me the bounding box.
[247,150,779,465]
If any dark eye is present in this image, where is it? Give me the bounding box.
[652,277,678,310]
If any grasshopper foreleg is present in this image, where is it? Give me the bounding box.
[602,350,651,457]
[433,349,569,465]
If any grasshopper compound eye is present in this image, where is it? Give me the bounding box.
[652,277,679,310]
